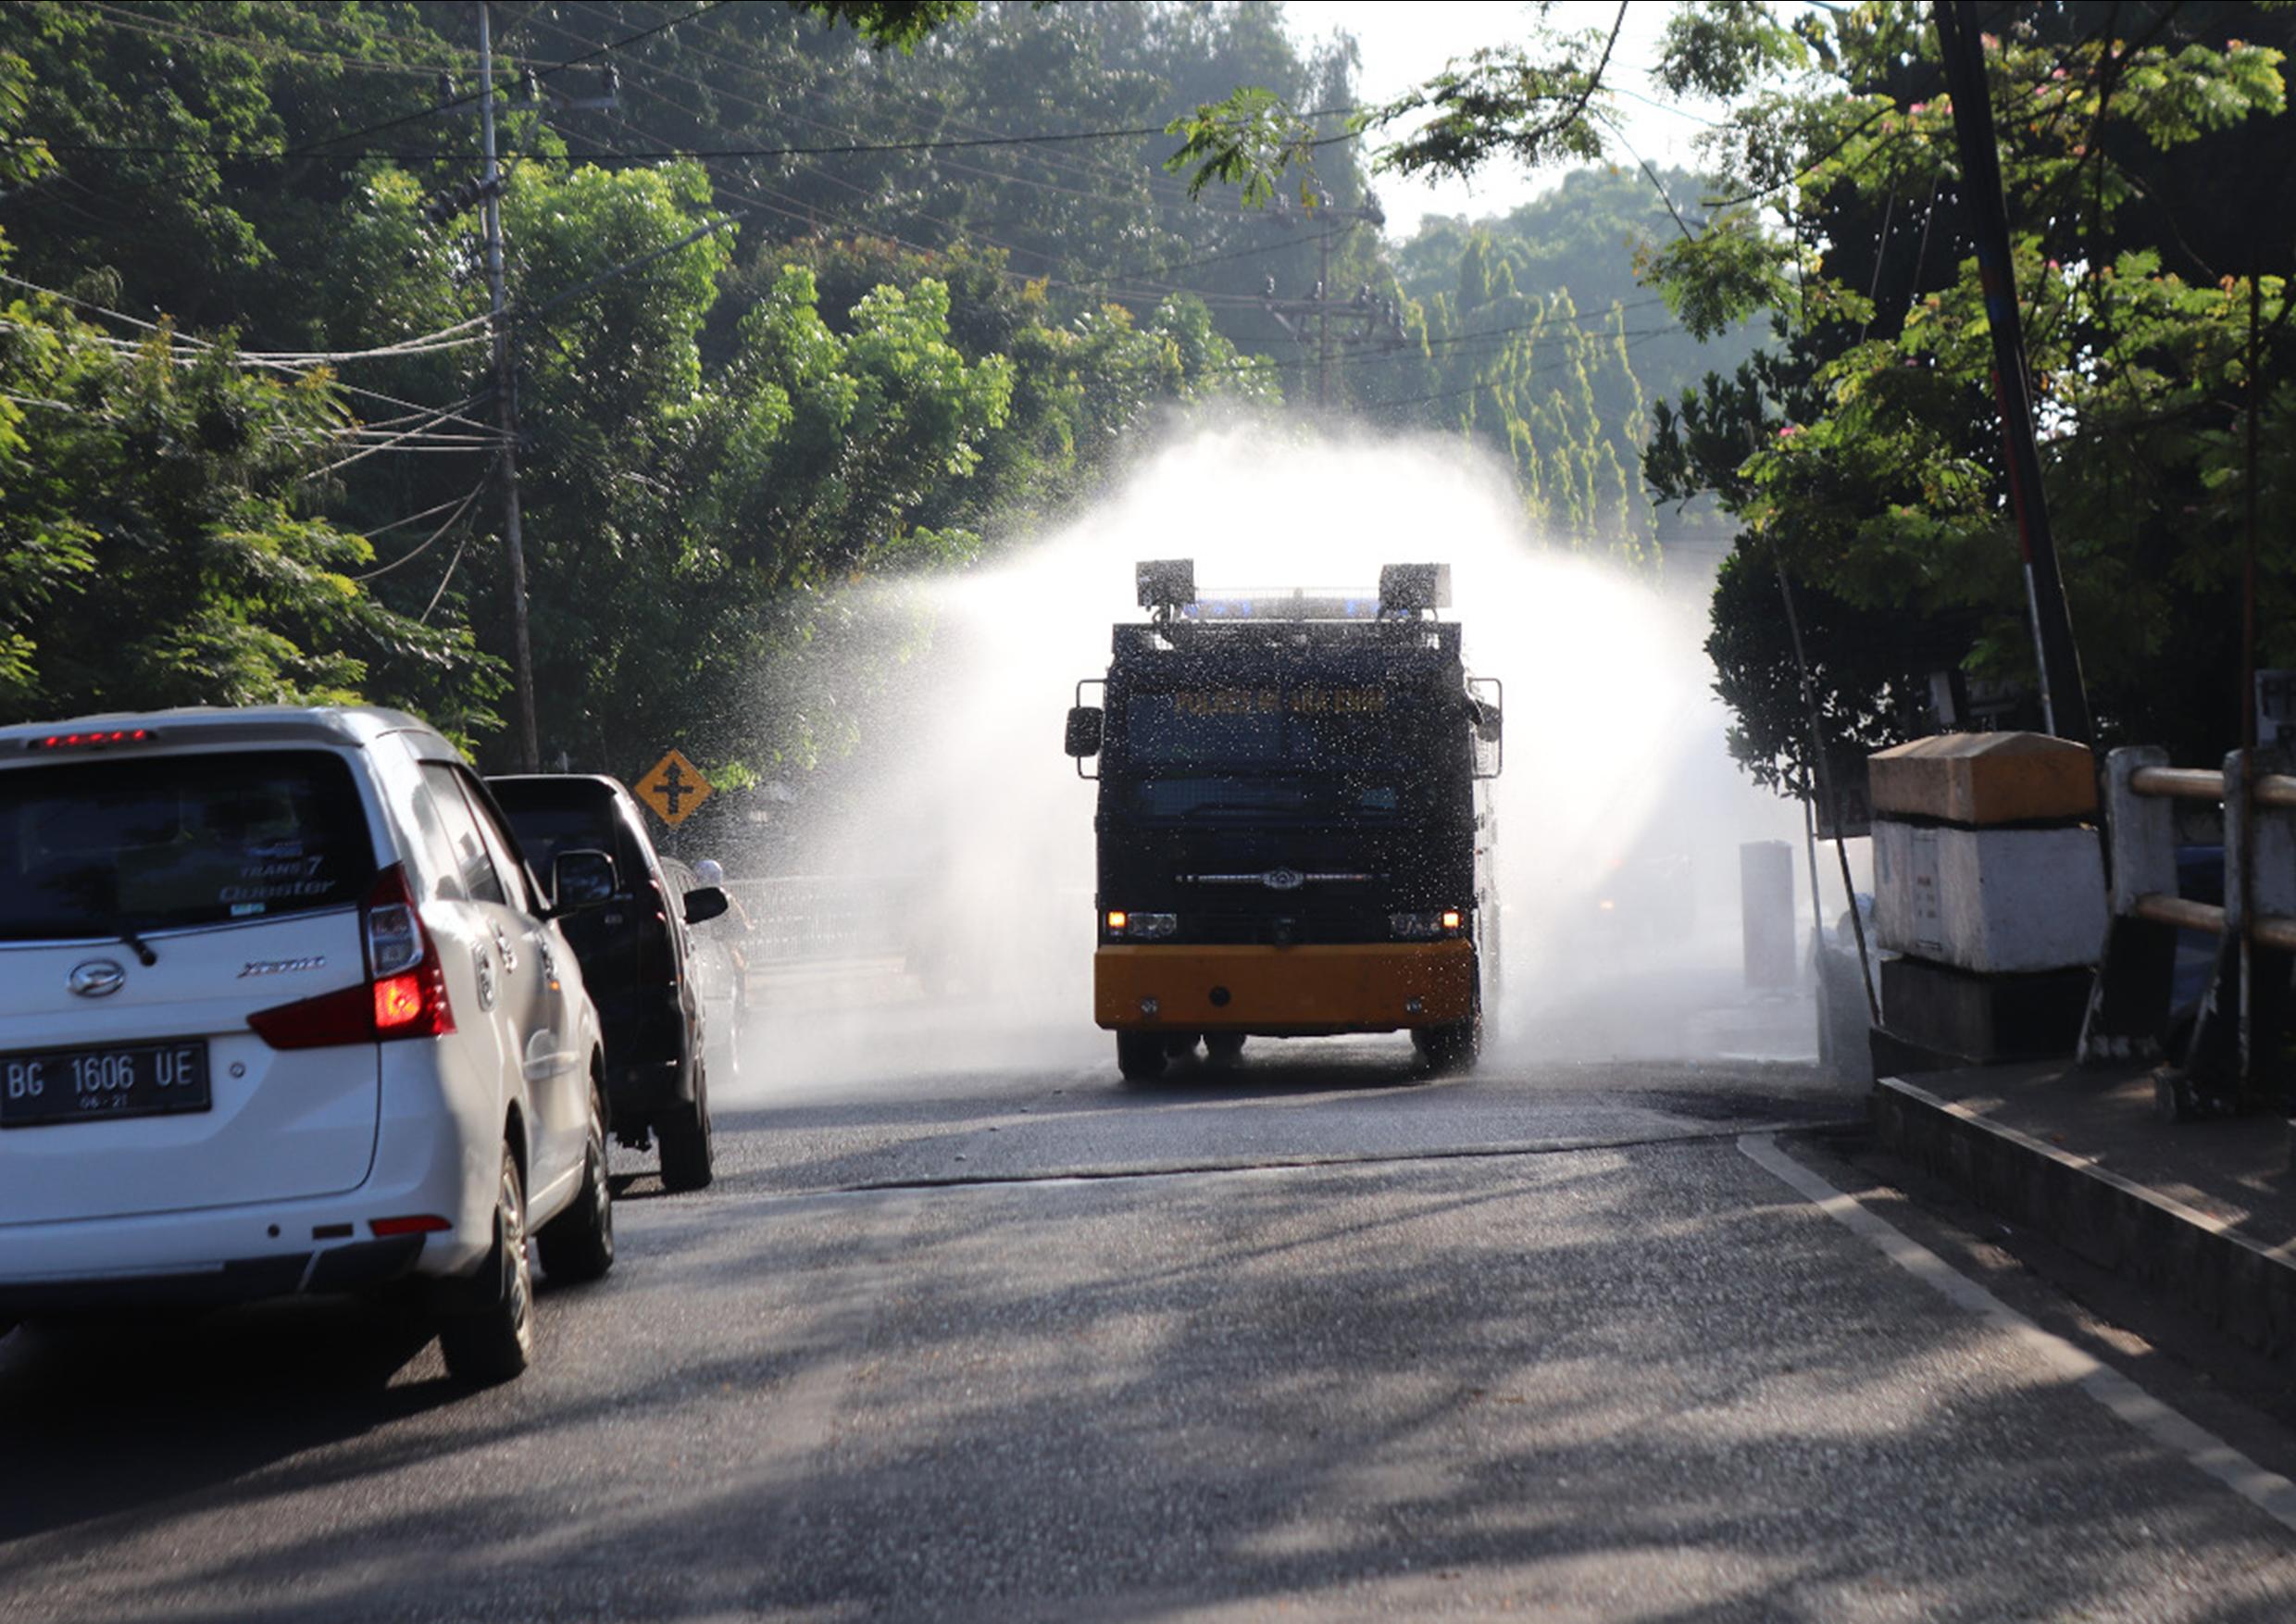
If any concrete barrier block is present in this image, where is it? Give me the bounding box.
[1874,820,2108,972]
[1879,956,2094,1061]
[1869,731,2098,827]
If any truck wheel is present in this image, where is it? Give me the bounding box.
[536,1082,615,1284]
[438,1145,534,1385]
[1205,1032,1246,1065]
[1414,1019,1479,1074]
[1164,1032,1201,1060]
[658,1066,715,1193]
[1116,1031,1167,1082]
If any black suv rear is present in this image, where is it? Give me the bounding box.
[489,775,727,1190]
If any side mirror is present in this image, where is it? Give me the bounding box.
[1064,705,1104,758]
[1467,676,1503,781]
[682,884,730,926]
[550,848,618,916]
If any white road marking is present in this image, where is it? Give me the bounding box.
[1740,1131,2296,1535]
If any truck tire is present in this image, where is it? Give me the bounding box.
[1116,1031,1167,1082]
[1205,1032,1246,1065]
[536,1082,615,1284]
[438,1144,534,1385]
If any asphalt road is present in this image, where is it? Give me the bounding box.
[5,1029,2295,1622]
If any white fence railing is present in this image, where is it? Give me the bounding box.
[2079,746,2296,1117]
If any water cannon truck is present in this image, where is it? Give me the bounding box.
[1064,559,1503,1081]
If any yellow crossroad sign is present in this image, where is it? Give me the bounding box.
[635,748,711,827]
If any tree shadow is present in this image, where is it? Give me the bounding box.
[9,1143,2293,1621]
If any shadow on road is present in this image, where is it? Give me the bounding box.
[0,1296,462,1543]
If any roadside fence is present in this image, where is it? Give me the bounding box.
[2079,745,2296,1118]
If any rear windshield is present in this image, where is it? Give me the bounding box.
[0,750,376,942]
[493,795,621,880]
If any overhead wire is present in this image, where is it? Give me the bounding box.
[351,477,490,581]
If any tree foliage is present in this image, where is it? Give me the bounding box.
[1641,1,2293,790]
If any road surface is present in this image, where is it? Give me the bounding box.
[5,1034,2293,1621]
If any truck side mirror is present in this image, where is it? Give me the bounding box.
[549,848,618,917]
[1065,706,1104,758]
[1468,677,1503,780]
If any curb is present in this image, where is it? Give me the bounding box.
[1872,1076,2296,1366]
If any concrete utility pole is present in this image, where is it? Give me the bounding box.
[1258,199,1399,412]
[479,0,541,772]
[1933,0,2093,745]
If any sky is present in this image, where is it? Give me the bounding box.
[1278,1,1722,240]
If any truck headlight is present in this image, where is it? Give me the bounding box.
[1108,911,1178,940]
[1391,910,1464,940]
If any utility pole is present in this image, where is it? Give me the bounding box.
[479,0,541,772]
[1933,1,2092,744]
[1259,196,1399,413]
[1316,228,1332,410]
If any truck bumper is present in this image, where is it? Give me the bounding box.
[1095,941,1476,1035]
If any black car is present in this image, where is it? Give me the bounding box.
[490,775,728,1190]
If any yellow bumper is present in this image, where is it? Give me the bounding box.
[1095,941,1476,1035]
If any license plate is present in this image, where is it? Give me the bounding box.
[0,1040,212,1129]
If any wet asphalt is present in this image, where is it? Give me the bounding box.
[4,1032,2294,1622]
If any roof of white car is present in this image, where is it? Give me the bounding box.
[0,704,446,754]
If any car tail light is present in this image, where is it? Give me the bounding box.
[248,865,455,1049]
[369,1215,452,1237]
[35,728,154,750]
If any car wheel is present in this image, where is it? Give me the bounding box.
[536,1082,615,1284]
[658,1063,715,1192]
[1205,1032,1246,1065]
[1116,1031,1167,1082]
[438,1144,534,1385]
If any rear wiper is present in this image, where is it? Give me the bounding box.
[118,927,157,967]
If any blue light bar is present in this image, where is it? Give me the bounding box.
[1179,593,1381,621]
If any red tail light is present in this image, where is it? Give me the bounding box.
[369,1215,453,1237]
[248,865,455,1049]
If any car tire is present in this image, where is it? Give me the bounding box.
[438,1144,534,1385]
[1205,1032,1246,1065]
[658,1064,715,1193]
[536,1082,615,1284]
[1116,1031,1167,1082]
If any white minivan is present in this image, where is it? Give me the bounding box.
[0,706,617,1383]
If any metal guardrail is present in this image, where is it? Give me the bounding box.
[2080,746,2296,1114]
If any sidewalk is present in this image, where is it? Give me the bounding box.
[1873,1060,2296,1364]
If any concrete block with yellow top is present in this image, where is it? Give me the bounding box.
[1096,941,1476,1035]
[1868,731,2098,827]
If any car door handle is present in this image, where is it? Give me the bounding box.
[492,924,518,974]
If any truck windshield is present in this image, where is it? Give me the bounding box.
[1120,686,1442,770]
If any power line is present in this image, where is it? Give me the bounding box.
[352,479,490,581]
[7,120,1248,166]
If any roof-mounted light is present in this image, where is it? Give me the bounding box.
[35,728,153,750]
[1378,563,1452,617]
[1136,558,1196,612]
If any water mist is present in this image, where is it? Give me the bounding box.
[729,426,1813,1099]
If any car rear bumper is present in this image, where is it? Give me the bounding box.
[0,1235,426,1317]
[1095,941,1477,1034]
[0,1055,499,1298]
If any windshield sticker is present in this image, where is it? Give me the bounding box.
[1168,687,1388,717]
[219,847,331,906]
